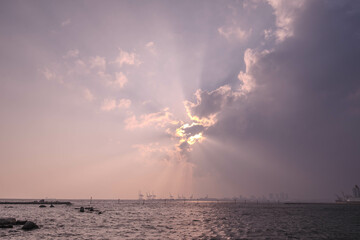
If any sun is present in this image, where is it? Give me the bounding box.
[187,133,203,145]
[175,123,205,146]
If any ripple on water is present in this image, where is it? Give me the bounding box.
[1,201,360,239]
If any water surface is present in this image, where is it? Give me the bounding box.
[1,200,360,239]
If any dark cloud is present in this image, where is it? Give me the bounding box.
[185,85,238,121]
[182,124,205,137]
[191,0,360,199]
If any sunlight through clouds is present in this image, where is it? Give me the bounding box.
[4,0,359,201]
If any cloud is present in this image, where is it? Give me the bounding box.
[101,98,131,111]
[182,0,360,197]
[146,42,154,48]
[118,98,131,109]
[114,72,128,88]
[266,0,305,42]
[40,68,63,84]
[238,48,271,92]
[63,49,79,59]
[99,71,128,89]
[101,98,117,111]
[125,108,179,130]
[97,71,112,82]
[61,18,71,27]
[40,49,133,111]
[263,29,275,40]
[171,85,241,159]
[174,123,205,156]
[176,123,205,140]
[243,0,262,9]
[184,85,239,126]
[218,26,252,41]
[89,56,106,70]
[114,49,141,67]
[145,41,156,55]
[41,68,56,80]
[83,88,94,102]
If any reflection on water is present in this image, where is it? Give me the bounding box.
[1,200,360,239]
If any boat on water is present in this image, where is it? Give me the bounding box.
[335,185,360,204]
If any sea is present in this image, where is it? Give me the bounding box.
[1,199,360,239]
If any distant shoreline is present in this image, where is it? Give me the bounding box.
[1,199,355,205]
[0,200,71,205]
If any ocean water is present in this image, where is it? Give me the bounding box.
[1,200,360,239]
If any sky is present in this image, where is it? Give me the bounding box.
[1,0,360,201]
